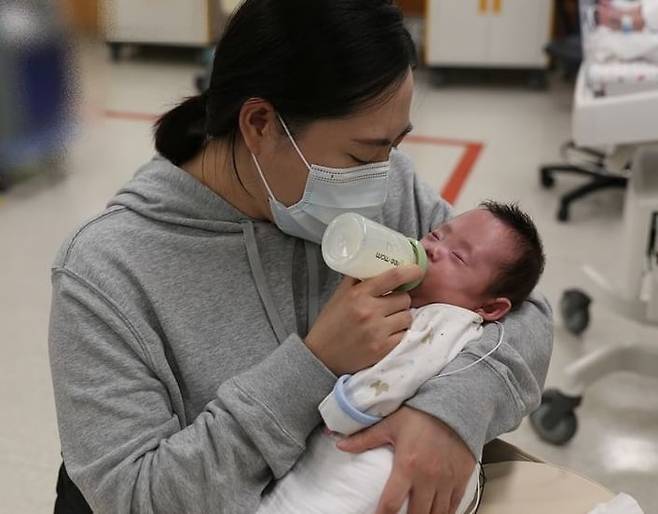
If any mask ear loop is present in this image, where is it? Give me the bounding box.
[277,114,312,169]
[251,114,312,204]
[436,322,505,379]
[251,153,277,201]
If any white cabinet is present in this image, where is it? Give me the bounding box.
[426,0,553,69]
[426,0,491,64]
[102,0,222,47]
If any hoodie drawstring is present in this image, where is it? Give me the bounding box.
[242,221,289,345]
[304,241,320,333]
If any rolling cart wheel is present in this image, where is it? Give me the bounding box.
[560,289,591,336]
[540,168,555,188]
[530,389,581,445]
[557,204,570,222]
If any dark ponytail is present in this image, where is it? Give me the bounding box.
[155,0,416,166]
[154,93,208,166]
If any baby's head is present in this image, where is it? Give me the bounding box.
[410,201,545,321]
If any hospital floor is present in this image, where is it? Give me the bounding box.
[1,41,657,513]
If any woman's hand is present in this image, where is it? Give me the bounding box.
[305,266,423,376]
[337,406,476,514]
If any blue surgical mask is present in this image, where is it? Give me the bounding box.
[251,116,390,244]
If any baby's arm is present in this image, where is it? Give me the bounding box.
[319,304,483,435]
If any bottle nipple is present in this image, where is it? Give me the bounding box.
[397,239,428,292]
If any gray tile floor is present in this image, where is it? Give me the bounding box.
[1,42,656,513]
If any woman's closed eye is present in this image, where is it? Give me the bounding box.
[348,154,373,165]
[349,150,391,165]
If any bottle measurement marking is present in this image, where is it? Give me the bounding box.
[375,252,401,267]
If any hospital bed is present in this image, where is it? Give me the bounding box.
[531,0,658,447]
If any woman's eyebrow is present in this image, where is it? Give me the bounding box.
[352,124,414,147]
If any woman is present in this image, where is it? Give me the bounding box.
[49,1,553,513]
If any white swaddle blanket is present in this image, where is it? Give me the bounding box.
[587,61,658,95]
[257,429,480,514]
[586,0,658,64]
[587,27,658,63]
[257,304,485,514]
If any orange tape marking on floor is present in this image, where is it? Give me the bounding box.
[404,135,484,204]
[104,110,159,123]
[102,110,484,204]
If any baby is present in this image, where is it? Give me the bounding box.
[598,0,658,33]
[257,201,545,514]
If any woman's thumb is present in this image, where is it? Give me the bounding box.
[336,424,388,453]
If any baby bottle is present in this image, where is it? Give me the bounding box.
[321,213,427,291]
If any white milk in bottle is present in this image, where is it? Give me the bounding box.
[322,213,427,291]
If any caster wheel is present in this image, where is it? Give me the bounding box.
[540,169,555,188]
[560,289,591,335]
[557,204,569,222]
[530,399,578,445]
[530,389,581,445]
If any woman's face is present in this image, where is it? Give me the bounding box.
[256,70,415,207]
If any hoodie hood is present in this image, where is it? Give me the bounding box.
[109,155,250,233]
[109,154,314,343]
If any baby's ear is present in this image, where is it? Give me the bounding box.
[475,297,512,321]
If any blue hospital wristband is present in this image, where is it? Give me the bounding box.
[333,374,383,428]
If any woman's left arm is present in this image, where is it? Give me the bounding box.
[405,293,552,454]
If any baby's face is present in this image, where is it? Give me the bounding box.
[410,209,516,312]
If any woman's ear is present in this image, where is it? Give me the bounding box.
[238,98,279,156]
[475,297,512,322]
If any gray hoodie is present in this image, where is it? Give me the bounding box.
[49,150,553,514]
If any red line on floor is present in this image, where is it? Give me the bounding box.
[104,110,159,122]
[405,135,484,204]
[102,110,484,203]
[440,143,484,204]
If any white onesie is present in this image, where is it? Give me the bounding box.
[256,304,484,514]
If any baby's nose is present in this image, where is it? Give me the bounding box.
[427,241,449,261]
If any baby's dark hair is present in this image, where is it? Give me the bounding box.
[480,201,545,309]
